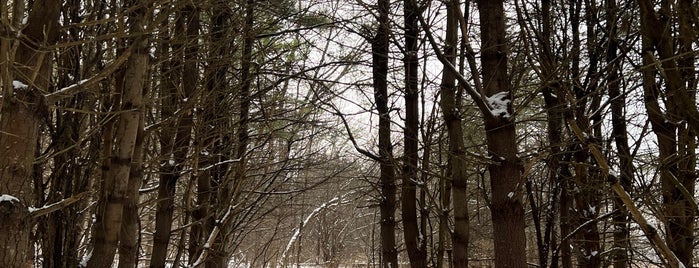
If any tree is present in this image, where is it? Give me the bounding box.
[401,0,427,267]
[150,2,199,268]
[638,0,697,265]
[86,0,149,266]
[37,1,97,267]
[605,0,634,266]
[439,1,468,267]
[0,0,61,266]
[4,0,699,267]
[476,1,527,266]
[514,0,567,266]
[372,0,398,267]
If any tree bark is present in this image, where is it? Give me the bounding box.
[117,112,145,268]
[440,2,468,267]
[605,1,633,267]
[372,1,398,267]
[151,4,199,267]
[638,0,697,265]
[87,1,148,266]
[401,1,427,267]
[476,1,527,267]
[0,0,61,266]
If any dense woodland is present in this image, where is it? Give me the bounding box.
[1,0,698,267]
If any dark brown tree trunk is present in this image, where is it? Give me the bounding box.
[401,1,427,267]
[476,1,527,267]
[557,163,573,268]
[373,1,398,267]
[437,170,451,268]
[638,0,699,131]
[638,0,697,265]
[605,1,633,267]
[532,0,566,266]
[151,4,180,267]
[0,90,39,268]
[568,2,602,266]
[206,0,254,266]
[151,4,199,267]
[189,1,231,263]
[0,0,61,266]
[41,3,92,267]
[440,1,468,267]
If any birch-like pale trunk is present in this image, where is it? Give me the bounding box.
[87,1,148,266]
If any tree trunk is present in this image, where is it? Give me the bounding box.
[372,1,397,267]
[567,2,602,266]
[605,1,633,267]
[39,3,92,267]
[206,0,254,266]
[440,2,468,267]
[117,114,145,268]
[401,1,427,267]
[151,4,199,267]
[534,1,566,267]
[189,1,231,263]
[638,0,697,265]
[87,1,148,266]
[0,0,61,266]
[476,1,527,267]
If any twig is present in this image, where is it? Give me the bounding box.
[332,108,381,162]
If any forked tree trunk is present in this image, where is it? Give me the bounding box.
[638,0,697,265]
[439,1,468,267]
[401,0,427,267]
[476,1,527,267]
[151,4,199,268]
[86,1,148,266]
